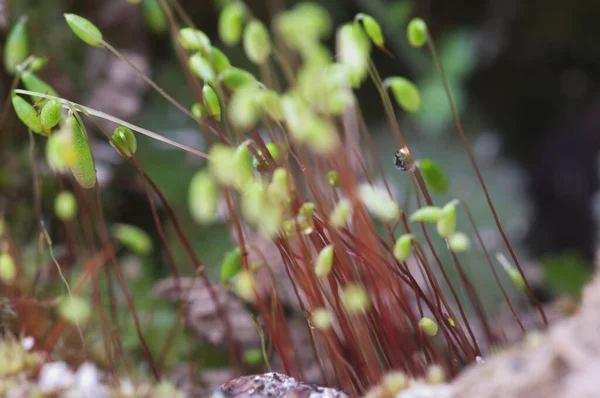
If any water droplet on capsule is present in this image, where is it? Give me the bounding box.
[394,148,414,171]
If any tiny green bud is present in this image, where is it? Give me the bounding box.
[252,142,280,170]
[189,170,219,225]
[12,94,43,134]
[233,270,255,302]
[20,71,59,103]
[436,200,457,238]
[326,170,340,188]
[64,13,104,47]
[393,234,414,262]
[114,223,153,256]
[189,53,215,83]
[355,13,384,47]
[54,191,77,221]
[381,371,408,396]
[0,253,16,282]
[110,126,137,157]
[419,317,439,336]
[179,28,211,53]
[202,85,221,120]
[384,77,421,113]
[496,252,525,291]
[209,47,231,72]
[358,184,399,221]
[447,317,456,327]
[209,144,236,186]
[29,56,49,73]
[337,23,371,87]
[311,307,333,330]
[426,364,445,384]
[40,99,62,132]
[219,1,246,46]
[419,159,449,194]
[407,18,428,48]
[142,0,168,34]
[297,202,315,234]
[191,102,209,121]
[314,244,334,278]
[67,115,97,189]
[4,17,29,75]
[220,247,242,284]
[447,232,471,252]
[58,295,91,325]
[341,283,370,315]
[218,67,256,91]
[243,19,272,64]
[243,349,263,366]
[409,206,444,223]
[330,199,352,229]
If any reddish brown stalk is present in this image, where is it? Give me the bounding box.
[461,202,525,333]
[424,37,547,326]
[93,187,161,381]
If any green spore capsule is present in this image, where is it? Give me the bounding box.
[67,115,97,189]
[58,295,91,325]
[243,19,272,65]
[218,1,246,46]
[20,71,59,103]
[393,234,414,262]
[12,94,43,135]
[410,206,444,223]
[314,244,334,278]
[326,170,340,187]
[220,247,243,284]
[4,16,29,75]
[188,170,218,225]
[179,28,211,53]
[191,103,208,121]
[385,77,421,113]
[189,53,216,83]
[218,67,256,91]
[407,18,428,48]
[142,0,167,34]
[54,191,77,221]
[419,317,439,336]
[64,14,104,47]
[202,85,221,120]
[210,47,231,72]
[0,253,16,282]
[252,142,280,171]
[355,13,384,47]
[448,232,471,252]
[40,99,62,132]
[419,159,448,194]
[114,223,153,256]
[110,126,137,157]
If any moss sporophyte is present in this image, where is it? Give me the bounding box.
[5,5,548,397]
